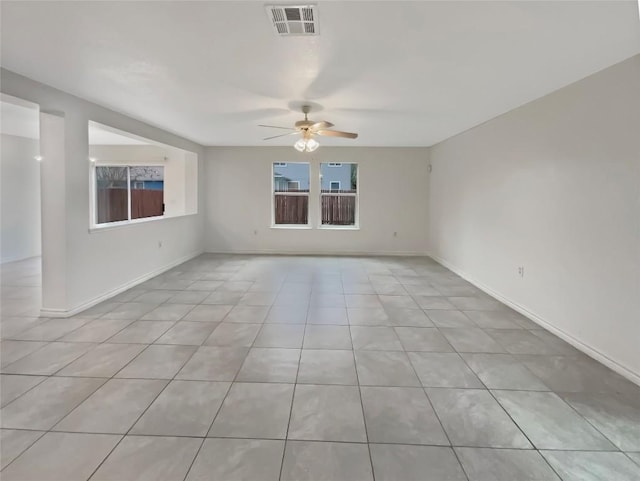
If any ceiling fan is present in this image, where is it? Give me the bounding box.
[259,105,358,152]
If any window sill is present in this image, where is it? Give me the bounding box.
[270,224,312,230]
[318,225,360,230]
[88,212,197,233]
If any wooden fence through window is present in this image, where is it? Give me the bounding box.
[273,190,356,225]
[274,194,309,225]
[97,188,164,224]
[131,189,164,219]
[321,192,356,225]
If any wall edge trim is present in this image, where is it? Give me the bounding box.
[204,249,430,257]
[429,253,640,387]
[41,249,204,318]
[1,254,41,265]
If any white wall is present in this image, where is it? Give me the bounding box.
[1,68,205,316]
[429,55,640,382]
[205,147,430,255]
[1,134,41,263]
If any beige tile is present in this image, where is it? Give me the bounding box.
[0,432,121,481]
[91,435,201,481]
[1,377,105,430]
[53,378,168,433]
[115,345,196,379]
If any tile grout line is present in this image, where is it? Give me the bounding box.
[83,344,195,480]
[2,254,638,480]
[47,278,216,481]
[348,303,377,481]
[277,289,310,481]
[185,275,285,480]
[403,340,471,481]
[456,352,572,480]
[216,276,289,481]
[0,428,47,473]
[1,427,634,450]
[180,374,238,481]
[82,309,210,481]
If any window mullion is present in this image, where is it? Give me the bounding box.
[91,164,96,226]
[126,166,132,221]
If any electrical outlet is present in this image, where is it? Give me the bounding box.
[393,231,398,237]
[158,241,163,248]
[254,230,258,235]
[517,266,524,278]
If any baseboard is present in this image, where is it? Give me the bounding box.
[205,249,430,257]
[1,254,41,265]
[429,253,640,387]
[41,250,204,318]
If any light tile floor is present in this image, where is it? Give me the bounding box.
[1,254,640,480]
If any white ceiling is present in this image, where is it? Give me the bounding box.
[1,1,639,147]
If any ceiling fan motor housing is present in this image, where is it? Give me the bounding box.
[295,120,314,129]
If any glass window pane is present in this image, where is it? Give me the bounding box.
[130,166,164,220]
[320,163,356,193]
[273,162,309,225]
[96,166,128,224]
[273,163,310,192]
[320,163,357,225]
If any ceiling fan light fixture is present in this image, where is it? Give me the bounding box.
[294,138,306,152]
[306,138,319,152]
[293,137,320,152]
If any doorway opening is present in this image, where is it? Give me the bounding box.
[0,94,43,324]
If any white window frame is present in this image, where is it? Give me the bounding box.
[90,164,165,229]
[271,162,310,229]
[319,162,359,229]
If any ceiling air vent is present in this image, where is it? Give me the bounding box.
[266,5,319,36]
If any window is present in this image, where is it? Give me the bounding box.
[95,167,128,223]
[273,162,309,225]
[89,121,198,230]
[129,166,165,220]
[95,166,164,224]
[320,163,358,226]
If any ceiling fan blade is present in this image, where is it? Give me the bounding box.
[263,132,300,141]
[316,129,358,139]
[258,125,297,130]
[309,121,334,130]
